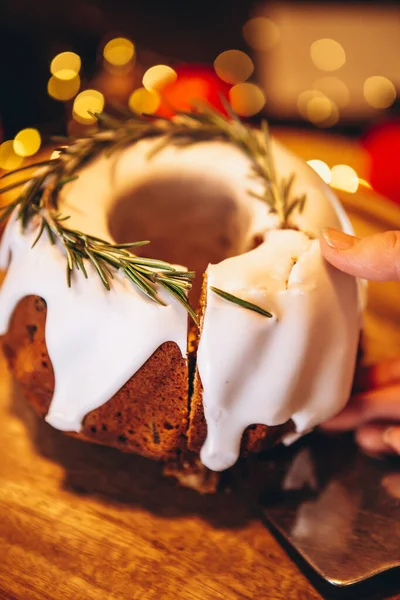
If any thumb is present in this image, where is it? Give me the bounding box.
[320,229,400,281]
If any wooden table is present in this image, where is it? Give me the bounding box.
[1,140,400,600]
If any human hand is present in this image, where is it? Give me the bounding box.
[320,229,400,456]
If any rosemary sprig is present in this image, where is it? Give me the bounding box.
[37,209,198,325]
[211,287,273,318]
[0,104,306,323]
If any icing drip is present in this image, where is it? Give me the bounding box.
[198,230,361,472]
[0,216,188,431]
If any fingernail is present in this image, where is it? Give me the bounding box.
[322,228,359,251]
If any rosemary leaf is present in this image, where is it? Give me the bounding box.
[0,160,53,181]
[75,254,88,278]
[0,177,35,194]
[97,240,150,250]
[56,176,79,190]
[124,266,165,305]
[86,249,110,290]
[211,286,273,318]
[298,193,307,214]
[157,279,199,325]
[31,220,46,249]
[51,135,71,144]
[66,263,72,287]
[124,264,158,296]
[284,199,299,222]
[65,245,74,270]
[43,220,56,245]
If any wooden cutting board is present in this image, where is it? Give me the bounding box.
[0,147,400,600]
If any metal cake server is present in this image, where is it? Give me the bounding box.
[240,432,400,590]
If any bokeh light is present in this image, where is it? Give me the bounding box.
[128,87,160,115]
[330,164,359,193]
[297,91,323,116]
[363,121,400,203]
[142,65,177,91]
[155,65,231,117]
[313,77,349,108]
[13,129,41,157]
[0,141,24,170]
[307,159,331,184]
[103,38,135,67]
[297,90,339,127]
[306,96,333,123]
[307,96,339,127]
[50,52,81,81]
[229,83,265,117]
[73,90,105,124]
[214,50,254,85]
[358,178,372,189]
[310,39,346,72]
[242,17,280,51]
[48,74,81,101]
[364,76,396,109]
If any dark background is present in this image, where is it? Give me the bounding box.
[0,0,399,138]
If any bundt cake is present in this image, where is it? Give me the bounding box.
[0,107,362,473]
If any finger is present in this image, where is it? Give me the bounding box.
[320,229,400,281]
[382,473,400,500]
[383,426,400,454]
[355,424,396,457]
[321,384,400,431]
[355,357,400,391]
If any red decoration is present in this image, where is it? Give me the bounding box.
[156,65,231,117]
[362,120,400,205]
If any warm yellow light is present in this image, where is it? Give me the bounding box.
[214,50,254,85]
[306,96,333,123]
[128,88,160,115]
[364,76,396,109]
[13,129,41,157]
[297,90,323,116]
[48,74,81,101]
[298,90,339,127]
[142,65,177,91]
[103,38,135,67]
[50,51,81,81]
[320,104,339,128]
[73,90,105,124]
[242,17,280,52]
[229,83,265,117]
[330,165,359,193]
[0,141,24,170]
[307,160,331,184]
[313,77,349,108]
[310,39,346,72]
[358,178,372,189]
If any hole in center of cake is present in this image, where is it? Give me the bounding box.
[108,172,251,303]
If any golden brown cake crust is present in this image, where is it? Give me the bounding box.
[3,295,189,461]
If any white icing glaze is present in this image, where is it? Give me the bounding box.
[198,230,361,471]
[0,133,361,469]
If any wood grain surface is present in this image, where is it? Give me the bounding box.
[1,139,400,600]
